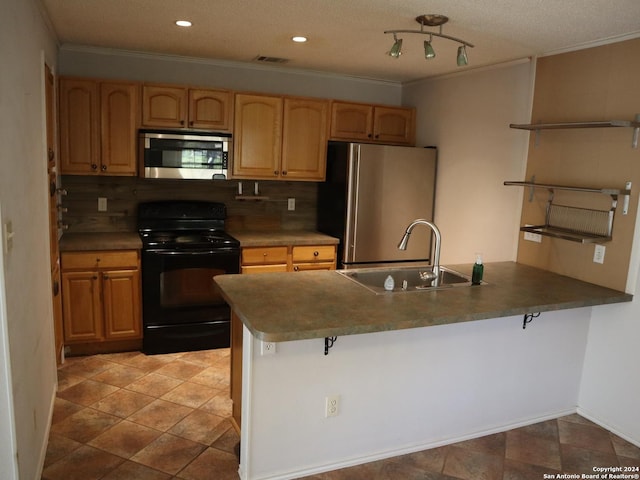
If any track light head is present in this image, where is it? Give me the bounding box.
[424,37,435,59]
[389,34,403,58]
[457,45,468,66]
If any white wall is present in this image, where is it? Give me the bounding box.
[578,198,640,444]
[402,61,534,264]
[241,309,589,480]
[0,0,59,478]
[57,46,403,105]
[0,206,18,480]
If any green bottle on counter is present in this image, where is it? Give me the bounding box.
[472,254,484,285]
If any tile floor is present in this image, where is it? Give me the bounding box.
[43,349,640,480]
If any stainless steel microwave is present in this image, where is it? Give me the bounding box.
[140,130,231,180]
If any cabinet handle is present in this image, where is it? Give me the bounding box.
[101,165,107,171]
[180,120,185,125]
[103,274,109,279]
[91,164,98,170]
[274,171,279,176]
[48,149,55,161]
[53,280,59,296]
[50,181,56,196]
[282,171,287,176]
[367,133,372,138]
[189,120,193,126]
[294,266,299,271]
[263,252,268,257]
[313,251,319,257]
[92,275,98,280]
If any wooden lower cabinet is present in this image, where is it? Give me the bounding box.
[61,250,142,354]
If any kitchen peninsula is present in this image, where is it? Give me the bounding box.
[214,262,632,480]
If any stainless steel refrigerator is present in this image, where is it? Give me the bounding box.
[317,142,437,268]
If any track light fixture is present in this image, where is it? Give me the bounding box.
[385,14,474,66]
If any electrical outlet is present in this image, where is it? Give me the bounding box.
[287,198,296,211]
[261,341,276,355]
[593,244,606,264]
[97,197,108,212]
[325,395,339,417]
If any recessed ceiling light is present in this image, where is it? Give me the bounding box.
[176,20,192,27]
[291,36,308,43]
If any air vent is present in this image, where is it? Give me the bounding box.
[253,55,289,64]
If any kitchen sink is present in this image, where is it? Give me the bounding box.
[338,266,482,294]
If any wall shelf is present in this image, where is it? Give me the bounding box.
[504,179,632,244]
[510,114,640,148]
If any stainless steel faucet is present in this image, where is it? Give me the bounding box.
[397,219,442,286]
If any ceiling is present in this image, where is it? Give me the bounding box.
[40,0,640,83]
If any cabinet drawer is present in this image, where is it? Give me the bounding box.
[241,264,288,274]
[62,250,139,270]
[292,245,336,263]
[292,262,336,272]
[242,246,288,265]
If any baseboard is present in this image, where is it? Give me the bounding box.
[577,407,640,448]
[251,408,577,480]
[35,386,58,480]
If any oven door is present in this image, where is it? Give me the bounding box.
[141,248,239,353]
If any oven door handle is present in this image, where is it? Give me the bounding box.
[146,249,238,255]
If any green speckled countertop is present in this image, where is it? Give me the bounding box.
[214,261,632,342]
[59,232,142,251]
[228,230,339,247]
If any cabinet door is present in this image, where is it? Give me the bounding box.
[102,269,142,339]
[189,89,232,130]
[329,102,373,141]
[100,82,139,175]
[62,271,102,342]
[281,98,329,181]
[59,78,100,174]
[142,85,188,127]
[232,94,283,179]
[373,106,415,145]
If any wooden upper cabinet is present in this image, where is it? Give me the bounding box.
[59,77,139,176]
[233,93,283,179]
[330,101,416,145]
[59,78,100,174]
[233,94,329,181]
[373,106,416,145]
[100,82,139,174]
[189,89,232,130]
[142,85,188,127]
[281,97,329,181]
[142,84,232,130]
[330,102,373,142]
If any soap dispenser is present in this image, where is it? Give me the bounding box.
[472,254,484,285]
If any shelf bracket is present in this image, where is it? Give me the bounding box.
[522,312,540,329]
[324,336,337,355]
[633,114,640,149]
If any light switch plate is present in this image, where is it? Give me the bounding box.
[593,244,606,264]
[98,197,108,212]
[287,198,295,211]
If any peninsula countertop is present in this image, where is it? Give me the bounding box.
[214,261,633,342]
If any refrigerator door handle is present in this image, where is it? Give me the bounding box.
[344,145,360,263]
